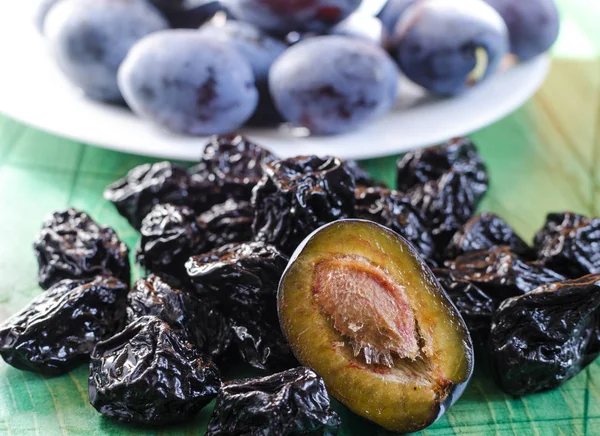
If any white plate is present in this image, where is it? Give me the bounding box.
[0,2,550,160]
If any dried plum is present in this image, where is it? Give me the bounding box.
[0,276,127,375]
[197,199,254,250]
[445,246,565,301]
[136,204,201,281]
[445,212,532,260]
[343,160,386,188]
[187,242,294,370]
[252,155,356,255]
[190,134,277,207]
[534,212,600,278]
[354,186,436,265]
[433,268,496,347]
[279,220,473,433]
[33,208,130,289]
[104,161,195,229]
[397,138,489,246]
[490,274,600,396]
[206,367,341,436]
[89,315,221,424]
[126,275,231,360]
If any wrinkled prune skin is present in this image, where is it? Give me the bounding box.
[104,162,196,229]
[252,156,356,255]
[206,367,341,436]
[490,275,600,396]
[187,242,294,370]
[33,208,130,289]
[355,187,436,265]
[126,275,231,360]
[397,138,489,246]
[445,212,532,261]
[190,134,277,208]
[344,159,387,188]
[197,199,254,250]
[0,276,127,375]
[136,203,201,282]
[445,246,565,301]
[433,268,496,347]
[89,315,221,424]
[534,212,600,278]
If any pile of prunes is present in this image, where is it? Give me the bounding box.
[1,134,600,433]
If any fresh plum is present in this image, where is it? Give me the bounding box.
[149,0,222,28]
[269,35,398,135]
[44,0,168,102]
[390,0,509,96]
[118,30,258,135]
[377,0,415,33]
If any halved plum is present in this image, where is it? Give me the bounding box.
[278,219,474,433]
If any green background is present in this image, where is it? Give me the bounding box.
[1,0,600,434]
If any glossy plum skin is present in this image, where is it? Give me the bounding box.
[390,0,509,96]
[484,0,560,61]
[44,0,168,102]
[269,36,399,135]
[221,0,362,34]
[118,30,258,135]
[377,0,415,33]
[149,0,222,28]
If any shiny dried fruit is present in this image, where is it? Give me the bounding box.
[206,367,341,436]
[433,268,496,347]
[190,134,277,207]
[397,138,489,246]
[89,315,221,424]
[104,161,195,229]
[490,274,600,396]
[187,242,294,370]
[33,208,130,289]
[445,212,532,260]
[126,275,231,360]
[253,156,356,255]
[197,199,254,250]
[136,204,201,281]
[445,246,565,301]
[279,220,473,433]
[0,276,128,375]
[354,187,436,265]
[534,212,600,278]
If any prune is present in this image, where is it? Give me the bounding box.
[33,208,130,289]
[104,161,195,229]
[485,0,560,61]
[490,275,600,396]
[0,276,127,375]
[433,268,496,347]
[390,0,508,96]
[269,36,398,135]
[118,30,258,135]
[398,138,489,246]
[149,0,222,28]
[445,212,532,260]
[377,0,415,33]
[445,246,565,301]
[136,203,200,281]
[206,367,341,436]
[89,315,221,424]
[534,212,600,278]
[189,134,277,207]
[330,13,385,45]
[252,156,356,255]
[186,242,294,369]
[127,275,231,360]
[44,0,168,102]
[197,200,254,250]
[344,159,387,188]
[354,187,436,265]
[221,0,362,34]
[34,0,62,33]
[279,220,473,433]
